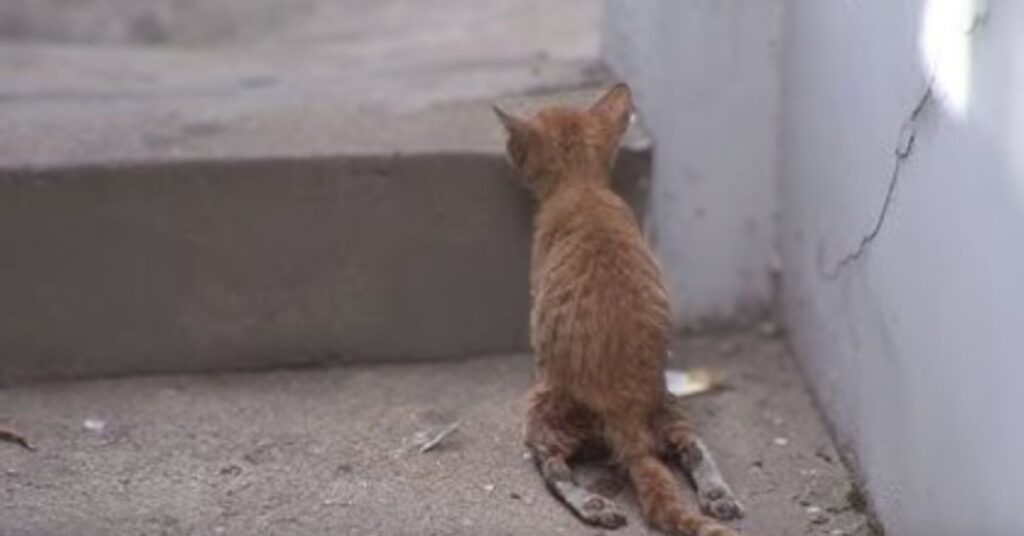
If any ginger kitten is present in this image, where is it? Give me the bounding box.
[495,85,743,536]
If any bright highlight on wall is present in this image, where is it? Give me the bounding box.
[920,0,985,117]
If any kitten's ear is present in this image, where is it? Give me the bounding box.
[493,106,533,139]
[589,84,633,135]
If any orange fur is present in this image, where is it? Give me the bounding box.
[497,86,738,536]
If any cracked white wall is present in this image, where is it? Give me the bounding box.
[606,0,1024,532]
[781,0,1024,533]
[602,0,783,326]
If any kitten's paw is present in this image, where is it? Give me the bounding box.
[699,485,744,521]
[579,495,628,529]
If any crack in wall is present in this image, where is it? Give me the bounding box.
[818,80,934,281]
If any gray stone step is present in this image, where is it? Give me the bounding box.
[0,93,650,385]
[0,0,655,384]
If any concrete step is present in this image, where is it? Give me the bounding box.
[0,0,652,384]
[0,332,872,535]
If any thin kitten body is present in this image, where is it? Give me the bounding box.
[495,85,743,536]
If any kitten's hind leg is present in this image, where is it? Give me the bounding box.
[658,403,744,521]
[525,385,627,529]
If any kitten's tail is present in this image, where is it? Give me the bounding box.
[605,415,735,536]
[625,455,735,536]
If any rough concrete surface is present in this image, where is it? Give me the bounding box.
[0,0,658,384]
[0,140,649,385]
[0,332,871,535]
[0,0,604,167]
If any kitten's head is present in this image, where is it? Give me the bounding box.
[493,84,633,198]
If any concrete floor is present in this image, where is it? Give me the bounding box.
[0,332,871,535]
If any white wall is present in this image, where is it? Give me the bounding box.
[602,0,783,325]
[781,0,1024,533]
[606,0,1024,533]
